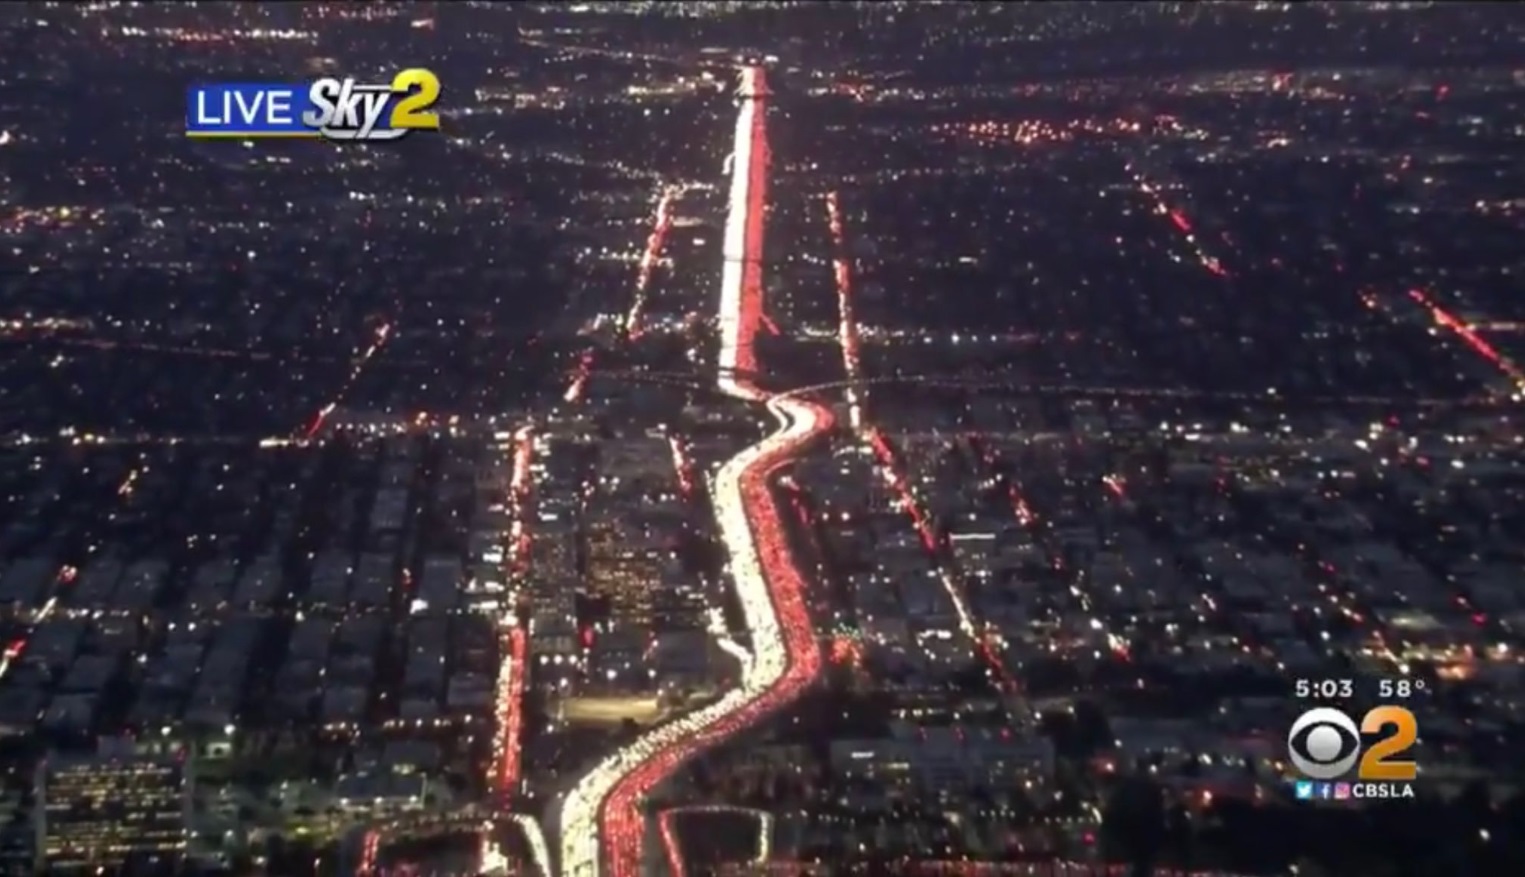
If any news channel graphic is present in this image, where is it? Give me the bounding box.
[185,69,440,142]
[1286,678,1425,801]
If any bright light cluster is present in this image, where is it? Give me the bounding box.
[304,322,392,439]
[559,65,829,877]
[824,191,865,431]
[626,186,681,339]
[935,117,1155,147]
[488,426,535,806]
[507,812,552,877]
[357,829,380,875]
[489,626,527,796]
[564,182,683,404]
[1124,164,1229,280]
[563,350,596,404]
[1408,287,1525,392]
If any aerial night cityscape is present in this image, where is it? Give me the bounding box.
[3,1,1525,875]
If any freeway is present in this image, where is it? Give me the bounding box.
[558,65,831,877]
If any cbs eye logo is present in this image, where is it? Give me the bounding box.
[1287,706,1419,781]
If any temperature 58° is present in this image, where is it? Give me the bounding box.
[1378,679,1426,699]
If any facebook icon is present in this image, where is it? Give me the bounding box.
[1295,782,1314,800]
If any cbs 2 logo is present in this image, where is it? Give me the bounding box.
[1287,706,1418,781]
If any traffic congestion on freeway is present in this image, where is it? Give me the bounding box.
[558,66,832,877]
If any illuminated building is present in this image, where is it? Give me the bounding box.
[584,516,662,627]
[35,738,191,872]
